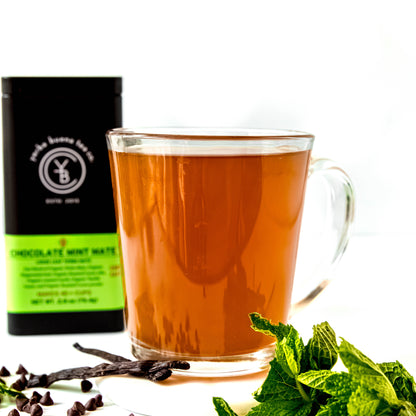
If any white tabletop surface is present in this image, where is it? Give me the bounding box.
[1,233,416,415]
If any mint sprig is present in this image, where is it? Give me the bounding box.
[213,313,416,416]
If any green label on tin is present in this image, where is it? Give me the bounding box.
[5,233,125,313]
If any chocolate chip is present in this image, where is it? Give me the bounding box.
[16,365,28,375]
[67,409,81,416]
[16,398,29,411]
[8,409,20,416]
[94,394,103,407]
[10,378,25,391]
[30,391,42,403]
[22,402,31,413]
[19,374,28,388]
[28,397,38,407]
[0,366,11,376]
[72,401,86,415]
[30,404,43,416]
[84,397,96,411]
[80,379,93,392]
[39,391,53,406]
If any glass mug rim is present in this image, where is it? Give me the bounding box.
[106,127,315,155]
[107,127,314,140]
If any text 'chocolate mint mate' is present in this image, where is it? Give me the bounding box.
[2,77,125,335]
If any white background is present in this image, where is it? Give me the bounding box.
[1,2,416,414]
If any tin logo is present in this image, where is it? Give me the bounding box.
[38,147,87,194]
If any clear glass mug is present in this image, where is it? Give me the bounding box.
[106,128,354,376]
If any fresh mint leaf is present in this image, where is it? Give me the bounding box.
[339,338,382,375]
[278,337,301,378]
[320,372,357,402]
[315,397,348,416]
[253,357,301,403]
[397,402,416,416]
[306,322,338,371]
[290,328,306,374]
[251,316,311,407]
[250,312,304,379]
[249,312,292,342]
[298,369,335,390]
[246,397,312,416]
[398,401,416,416]
[379,361,416,405]
[339,338,399,406]
[272,324,304,379]
[212,397,239,416]
[299,370,357,416]
[347,385,395,416]
[299,370,357,402]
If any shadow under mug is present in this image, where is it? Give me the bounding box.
[106,128,355,376]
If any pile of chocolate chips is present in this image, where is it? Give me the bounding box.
[1,365,105,416]
[66,394,103,416]
[13,389,53,415]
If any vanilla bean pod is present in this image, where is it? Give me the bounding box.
[72,343,131,363]
[27,360,190,387]
[72,343,176,379]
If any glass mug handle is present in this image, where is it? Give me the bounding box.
[290,157,355,316]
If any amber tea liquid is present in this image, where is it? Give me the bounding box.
[109,147,310,359]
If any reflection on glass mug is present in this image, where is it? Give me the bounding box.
[106,128,354,376]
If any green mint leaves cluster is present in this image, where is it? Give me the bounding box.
[213,313,416,416]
